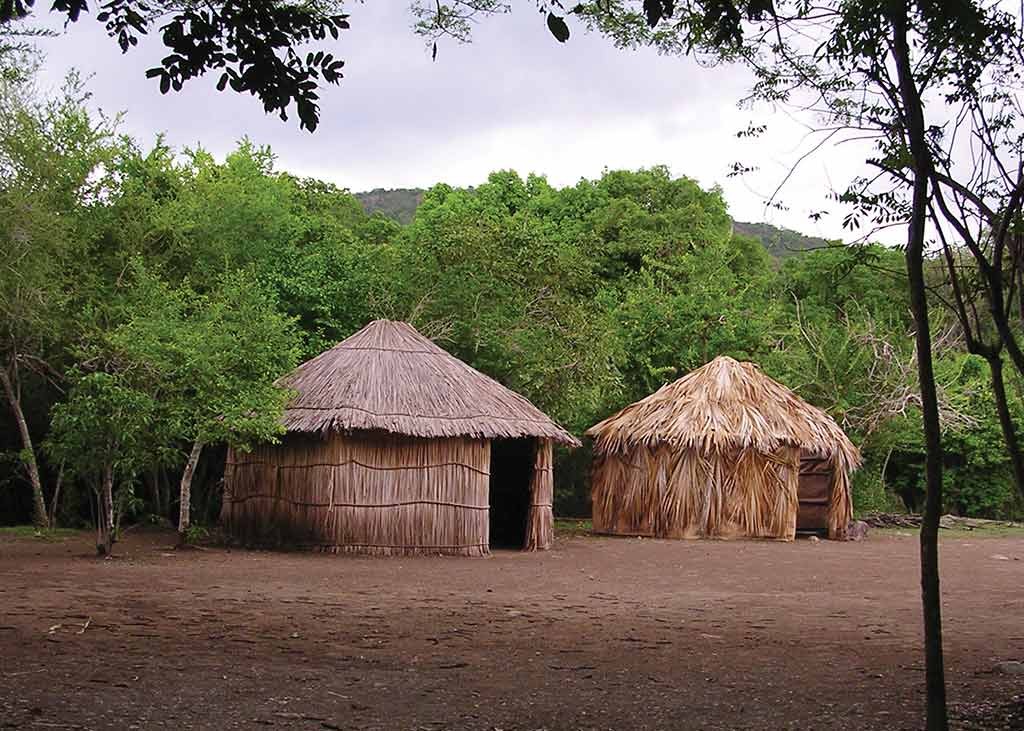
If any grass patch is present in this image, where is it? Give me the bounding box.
[555,518,592,537]
[0,525,81,541]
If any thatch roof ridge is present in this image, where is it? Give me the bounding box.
[586,355,860,469]
[279,320,579,446]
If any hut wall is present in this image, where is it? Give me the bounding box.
[827,467,853,540]
[524,439,554,551]
[591,446,800,540]
[222,432,491,556]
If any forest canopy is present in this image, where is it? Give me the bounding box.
[2,61,1022,535]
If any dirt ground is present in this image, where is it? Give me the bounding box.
[1,528,1022,731]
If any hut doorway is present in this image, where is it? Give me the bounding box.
[488,438,535,548]
[797,456,833,533]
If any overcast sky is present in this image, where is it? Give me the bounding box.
[34,3,880,240]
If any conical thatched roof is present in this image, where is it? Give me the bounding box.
[586,356,860,469]
[278,320,579,446]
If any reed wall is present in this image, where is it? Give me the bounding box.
[524,439,554,550]
[827,468,853,540]
[223,431,554,555]
[223,432,492,556]
[591,446,803,541]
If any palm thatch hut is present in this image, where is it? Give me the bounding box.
[221,320,579,556]
[587,356,860,541]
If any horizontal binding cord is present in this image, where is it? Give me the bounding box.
[227,459,491,477]
[227,495,490,510]
[313,541,490,550]
[237,540,491,551]
[326,345,447,354]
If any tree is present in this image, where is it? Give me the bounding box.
[396,170,625,432]
[920,77,1024,500]
[47,370,167,554]
[108,265,300,546]
[607,233,776,401]
[0,0,349,131]
[933,237,1024,500]
[45,262,300,553]
[0,60,117,529]
[142,142,397,358]
[924,56,1024,379]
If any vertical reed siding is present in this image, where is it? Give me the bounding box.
[827,465,853,540]
[524,439,554,550]
[223,432,491,556]
[591,446,801,541]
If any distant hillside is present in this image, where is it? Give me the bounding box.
[732,221,830,259]
[354,189,831,258]
[355,188,424,225]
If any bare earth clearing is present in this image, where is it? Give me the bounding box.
[1,528,1022,730]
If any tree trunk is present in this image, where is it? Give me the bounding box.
[936,219,1024,502]
[177,440,204,547]
[988,274,1024,378]
[888,6,948,728]
[910,246,949,731]
[0,363,49,529]
[96,464,114,556]
[987,354,1024,501]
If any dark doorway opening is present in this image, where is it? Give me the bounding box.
[489,438,534,548]
[797,455,833,534]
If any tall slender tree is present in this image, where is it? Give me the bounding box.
[0,59,116,528]
[107,265,300,546]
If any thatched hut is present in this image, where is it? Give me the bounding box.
[221,320,579,556]
[587,356,860,541]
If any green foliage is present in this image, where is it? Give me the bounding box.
[778,244,910,330]
[0,66,116,377]
[109,263,302,450]
[938,355,1024,518]
[185,523,209,542]
[850,471,903,516]
[146,143,300,290]
[46,370,167,482]
[554,518,593,537]
[393,171,618,432]
[609,235,777,402]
